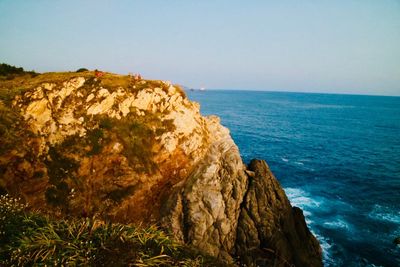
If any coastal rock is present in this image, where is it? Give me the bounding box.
[161,115,248,261]
[0,72,322,266]
[235,159,323,267]
[2,73,211,221]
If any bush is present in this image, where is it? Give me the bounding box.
[0,63,37,77]
[0,63,24,76]
[0,196,224,266]
[76,68,89,73]
[44,147,78,209]
[0,102,32,157]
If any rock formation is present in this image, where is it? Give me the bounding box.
[160,115,248,262]
[236,160,322,266]
[0,71,322,266]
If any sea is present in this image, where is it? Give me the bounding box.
[187,90,400,267]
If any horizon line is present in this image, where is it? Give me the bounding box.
[190,88,400,98]
[2,64,398,98]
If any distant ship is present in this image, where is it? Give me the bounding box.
[187,87,206,92]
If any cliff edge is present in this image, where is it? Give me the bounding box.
[0,71,322,266]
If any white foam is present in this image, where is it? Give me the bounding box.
[303,210,312,217]
[281,157,289,162]
[284,187,323,227]
[303,103,354,110]
[305,218,313,225]
[323,218,351,231]
[284,187,334,266]
[284,187,306,199]
[294,161,304,166]
[312,231,334,265]
[368,204,400,224]
[284,187,321,209]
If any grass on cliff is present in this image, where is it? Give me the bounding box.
[0,70,186,105]
[0,101,33,159]
[0,195,225,266]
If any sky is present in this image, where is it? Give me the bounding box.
[0,0,399,96]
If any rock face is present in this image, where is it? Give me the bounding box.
[1,73,211,222]
[160,115,248,261]
[0,72,322,266]
[236,160,322,267]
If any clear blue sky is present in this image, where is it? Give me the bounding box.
[1,1,399,96]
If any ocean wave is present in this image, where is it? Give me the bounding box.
[284,187,322,210]
[284,187,335,265]
[323,217,352,231]
[281,158,308,167]
[311,231,334,265]
[368,204,400,224]
[304,103,355,109]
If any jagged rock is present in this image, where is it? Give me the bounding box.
[235,159,323,267]
[160,115,248,262]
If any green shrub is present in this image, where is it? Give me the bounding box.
[76,68,89,73]
[0,196,225,266]
[87,128,105,155]
[99,116,113,129]
[44,147,78,209]
[0,63,37,78]
[107,185,136,203]
[0,102,32,157]
[0,63,25,76]
[0,86,25,107]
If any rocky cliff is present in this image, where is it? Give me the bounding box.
[236,160,322,266]
[0,71,322,266]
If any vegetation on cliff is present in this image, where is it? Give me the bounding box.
[0,63,37,79]
[0,195,226,266]
[0,69,201,222]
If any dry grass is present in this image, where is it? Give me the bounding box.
[0,71,188,102]
[0,195,228,266]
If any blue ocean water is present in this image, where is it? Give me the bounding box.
[187,90,400,267]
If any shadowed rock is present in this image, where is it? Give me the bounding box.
[235,159,323,267]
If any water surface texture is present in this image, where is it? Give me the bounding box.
[187,90,400,267]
